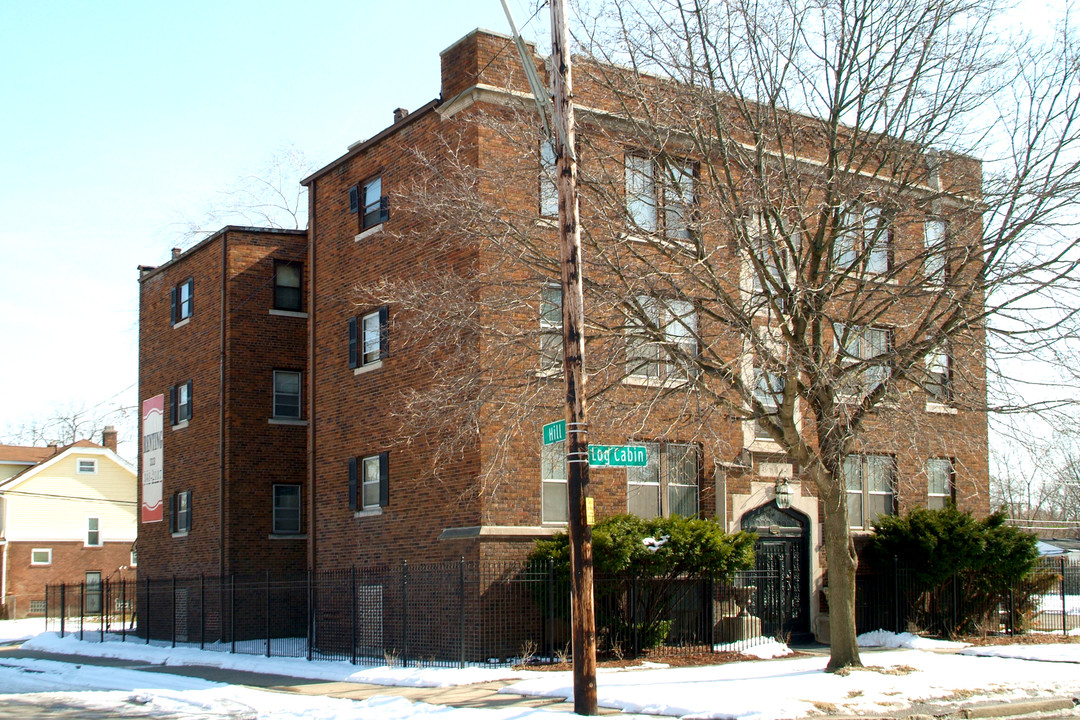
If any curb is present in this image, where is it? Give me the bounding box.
[822,697,1078,720]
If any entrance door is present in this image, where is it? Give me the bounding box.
[740,502,811,642]
[85,571,102,615]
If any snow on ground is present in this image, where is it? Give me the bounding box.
[857,629,970,650]
[0,617,48,644]
[3,623,1080,720]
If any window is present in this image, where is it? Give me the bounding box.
[348,307,389,370]
[86,517,101,546]
[274,261,302,311]
[540,285,563,372]
[925,347,951,402]
[927,458,955,509]
[540,140,559,218]
[627,442,699,518]
[31,548,52,566]
[170,278,194,324]
[542,440,568,523]
[626,297,697,381]
[273,484,302,534]
[834,205,890,275]
[351,176,389,230]
[130,547,138,567]
[844,454,895,529]
[85,571,102,614]
[837,324,891,398]
[170,380,193,425]
[624,154,696,239]
[273,370,302,418]
[170,490,192,534]
[77,458,97,474]
[28,600,46,614]
[753,367,785,440]
[349,452,389,512]
[924,219,947,285]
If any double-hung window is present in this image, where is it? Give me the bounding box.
[624,154,696,240]
[926,458,955,509]
[844,454,895,529]
[541,440,568,523]
[837,324,891,399]
[834,205,891,275]
[170,490,192,534]
[273,370,302,419]
[170,380,193,425]
[626,297,697,382]
[349,453,389,512]
[272,484,302,534]
[753,366,785,440]
[348,307,389,370]
[924,218,947,285]
[539,285,563,373]
[170,278,194,325]
[925,347,951,403]
[627,441,699,518]
[273,261,302,311]
[86,517,102,547]
[351,176,389,231]
[540,140,559,218]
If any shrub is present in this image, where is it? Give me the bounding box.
[529,514,756,654]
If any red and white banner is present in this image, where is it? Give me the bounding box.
[141,394,164,523]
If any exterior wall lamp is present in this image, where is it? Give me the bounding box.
[775,477,793,509]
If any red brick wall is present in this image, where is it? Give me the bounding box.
[4,541,134,619]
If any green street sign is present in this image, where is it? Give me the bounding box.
[543,420,566,445]
[589,445,648,468]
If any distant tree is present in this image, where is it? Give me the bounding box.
[2,400,135,456]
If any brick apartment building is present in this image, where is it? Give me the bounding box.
[137,227,308,579]
[138,29,989,643]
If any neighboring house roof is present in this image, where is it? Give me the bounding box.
[0,444,55,465]
[1041,538,1080,555]
[0,440,135,492]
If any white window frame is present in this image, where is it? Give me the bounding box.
[361,454,384,511]
[272,483,302,534]
[627,441,699,519]
[273,370,302,419]
[927,457,954,510]
[753,366,785,441]
[835,204,891,275]
[541,440,568,524]
[31,548,52,566]
[273,260,303,312]
[361,176,385,230]
[540,140,559,218]
[836,324,892,399]
[171,490,192,535]
[625,154,657,232]
[77,458,97,474]
[539,284,563,374]
[362,311,382,367]
[925,347,951,404]
[844,454,896,530]
[86,517,102,547]
[924,218,947,285]
[626,297,697,383]
[662,159,695,240]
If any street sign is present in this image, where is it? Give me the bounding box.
[588,445,648,468]
[543,419,566,445]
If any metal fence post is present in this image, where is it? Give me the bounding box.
[707,575,715,649]
[59,584,66,638]
[79,582,85,641]
[101,579,107,642]
[632,576,640,656]
[199,574,205,650]
[893,556,900,634]
[1062,557,1068,637]
[350,567,357,665]
[265,570,272,658]
[307,569,314,662]
[547,560,555,660]
[230,574,236,654]
[459,557,466,669]
[1008,587,1015,636]
[171,576,176,648]
[402,561,409,666]
[120,579,127,643]
[145,577,151,644]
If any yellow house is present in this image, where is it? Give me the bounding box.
[0,428,136,619]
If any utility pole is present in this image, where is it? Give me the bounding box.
[550,0,598,714]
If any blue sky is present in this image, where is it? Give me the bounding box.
[0,0,546,456]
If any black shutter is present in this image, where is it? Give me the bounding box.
[349,185,359,214]
[348,317,358,369]
[167,493,174,533]
[186,380,193,421]
[169,385,177,426]
[378,306,389,360]
[348,457,358,511]
[187,278,193,317]
[378,452,389,507]
[186,490,192,531]
[169,287,177,325]
[379,194,390,224]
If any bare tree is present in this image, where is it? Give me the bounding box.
[359,0,1080,671]
[2,400,136,453]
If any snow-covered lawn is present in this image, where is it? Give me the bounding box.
[2,621,1080,720]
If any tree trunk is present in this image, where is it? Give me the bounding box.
[820,483,862,671]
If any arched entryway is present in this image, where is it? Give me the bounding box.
[740,501,812,642]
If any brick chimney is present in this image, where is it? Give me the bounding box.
[393,107,409,123]
[102,425,118,453]
[172,247,182,260]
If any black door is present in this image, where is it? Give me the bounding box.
[740,501,812,642]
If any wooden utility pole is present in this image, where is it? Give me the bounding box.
[550,0,598,714]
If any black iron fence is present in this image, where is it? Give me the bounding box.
[45,561,785,666]
[855,555,1079,637]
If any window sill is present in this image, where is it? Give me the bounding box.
[925,402,958,415]
[269,418,308,426]
[353,507,383,518]
[172,420,189,431]
[172,318,191,329]
[270,309,308,319]
[623,375,689,389]
[354,360,383,376]
[535,367,563,379]
[84,544,104,549]
[355,224,384,242]
[536,217,558,228]
[171,531,189,538]
[30,564,51,568]
[269,533,307,540]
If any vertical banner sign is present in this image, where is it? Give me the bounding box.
[141,394,164,523]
